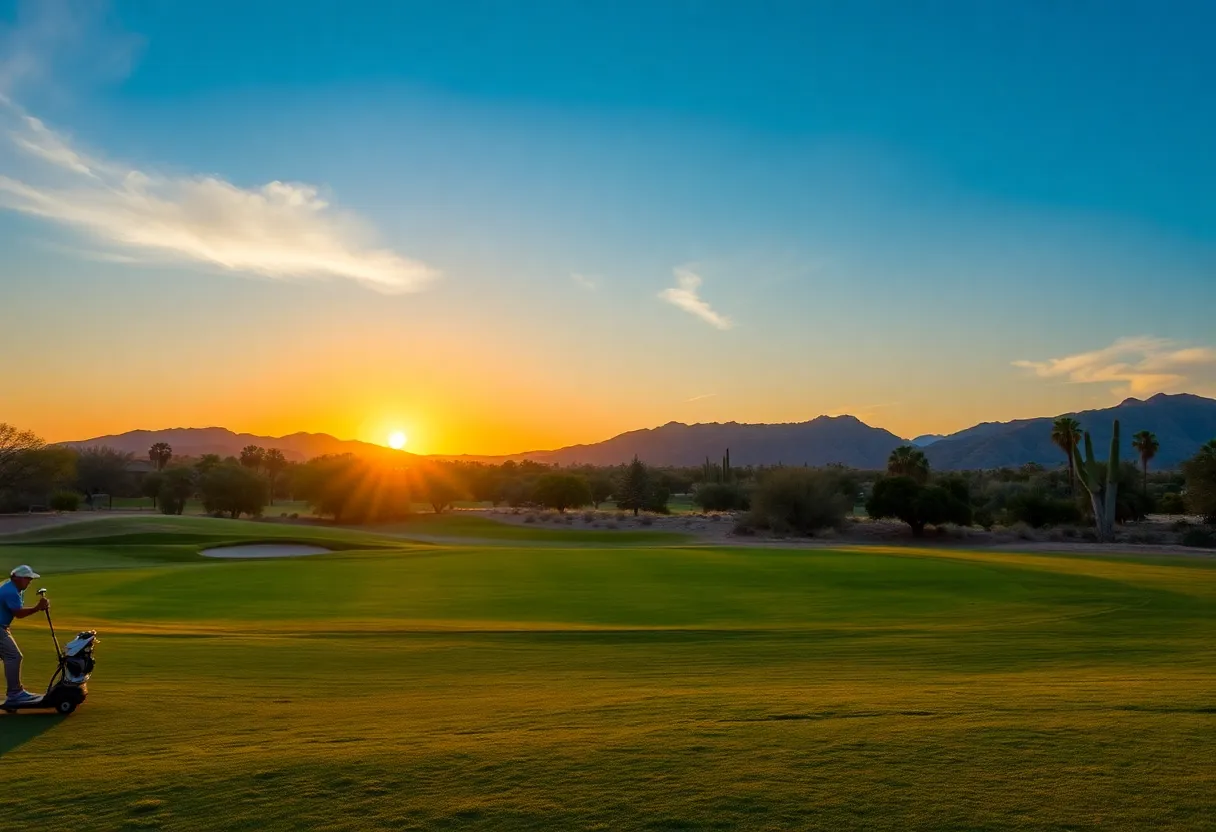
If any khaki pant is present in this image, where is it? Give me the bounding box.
[0,627,23,697]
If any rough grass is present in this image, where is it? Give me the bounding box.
[0,517,1214,830]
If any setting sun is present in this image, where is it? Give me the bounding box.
[388,431,407,450]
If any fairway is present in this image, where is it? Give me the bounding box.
[1,516,1214,831]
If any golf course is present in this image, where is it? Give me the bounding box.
[1,514,1214,831]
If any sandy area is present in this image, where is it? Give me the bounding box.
[200,544,332,559]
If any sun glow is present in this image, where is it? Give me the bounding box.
[388,431,407,450]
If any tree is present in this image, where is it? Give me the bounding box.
[866,476,971,536]
[148,442,173,471]
[158,467,196,515]
[199,465,267,519]
[295,455,412,523]
[417,465,466,514]
[887,446,929,484]
[0,423,46,493]
[745,468,848,534]
[0,443,75,514]
[263,449,288,505]
[532,473,593,513]
[615,457,669,515]
[75,446,135,499]
[141,471,164,509]
[195,454,223,475]
[240,445,266,471]
[1182,439,1216,524]
[588,475,614,509]
[1051,417,1083,495]
[1130,430,1159,496]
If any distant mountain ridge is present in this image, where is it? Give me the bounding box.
[59,393,1216,470]
[57,427,410,463]
[460,416,909,468]
[922,393,1216,470]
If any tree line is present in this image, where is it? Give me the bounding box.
[2,420,1214,540]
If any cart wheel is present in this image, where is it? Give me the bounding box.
[56,700,76,715]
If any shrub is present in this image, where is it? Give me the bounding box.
[1005,490,1082,528]
[1007,521,1036,541]
[732,518,756,535]
[1157,492,1187,516]
[866,476,971,536]
[1180,527,1216,549]
[692,482,750,512]
[49,491,79,512]
[745,468,850,536]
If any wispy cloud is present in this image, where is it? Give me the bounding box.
[658,267,733,330]
[1013,336,1216,397]
[0,103,438,293]
[686,393,717,402]
[0,0,141,98]
[571,272,597,291]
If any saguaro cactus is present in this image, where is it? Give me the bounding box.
[1071,419,1120,542]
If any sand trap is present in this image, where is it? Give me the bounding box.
[200,544,333,559]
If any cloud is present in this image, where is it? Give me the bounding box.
[571,273,597,291]
[658,267,733,330]
[1013,336,1216,397]
[0,0,141,98]
[685,393,717,402]
[0,103,438,293]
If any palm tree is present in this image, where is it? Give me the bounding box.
[1051,417,1083,494]
[1131,430,1160,496]
[887,445,929,484]
[148,442,173,471]
[263,448,287,505]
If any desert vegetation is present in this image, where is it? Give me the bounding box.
[2,419,1214,548]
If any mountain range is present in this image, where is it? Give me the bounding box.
[59,393,1216,471]
[58,427,409,463]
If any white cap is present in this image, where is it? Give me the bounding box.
[10,565,40,579]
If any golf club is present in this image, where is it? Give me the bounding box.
[38,587,62,657]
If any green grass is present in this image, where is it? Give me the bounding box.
[97,498,316,515]
[1,516,1214,830]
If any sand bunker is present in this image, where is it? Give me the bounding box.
[200,544,333,559]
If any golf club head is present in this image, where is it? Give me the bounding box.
[37,588,47,596]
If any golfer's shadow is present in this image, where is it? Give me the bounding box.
[0,712,63,757]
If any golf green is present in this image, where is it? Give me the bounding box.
[1,516,1213,831]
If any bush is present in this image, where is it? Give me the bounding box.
[1005,490,1082,528]
[866,476,971,536]
[692,482,750,512]
[1157,492,1187,516]
[49,491,79,512]
[744,469,850,535]
[1180,527,1216,549]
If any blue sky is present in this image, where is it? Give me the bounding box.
[2,0,1215,453]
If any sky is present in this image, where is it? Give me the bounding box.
[2,0,1215,455]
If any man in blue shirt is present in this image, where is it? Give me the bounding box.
[0,565,49,705]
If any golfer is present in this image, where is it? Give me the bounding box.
[1,565,49,706]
